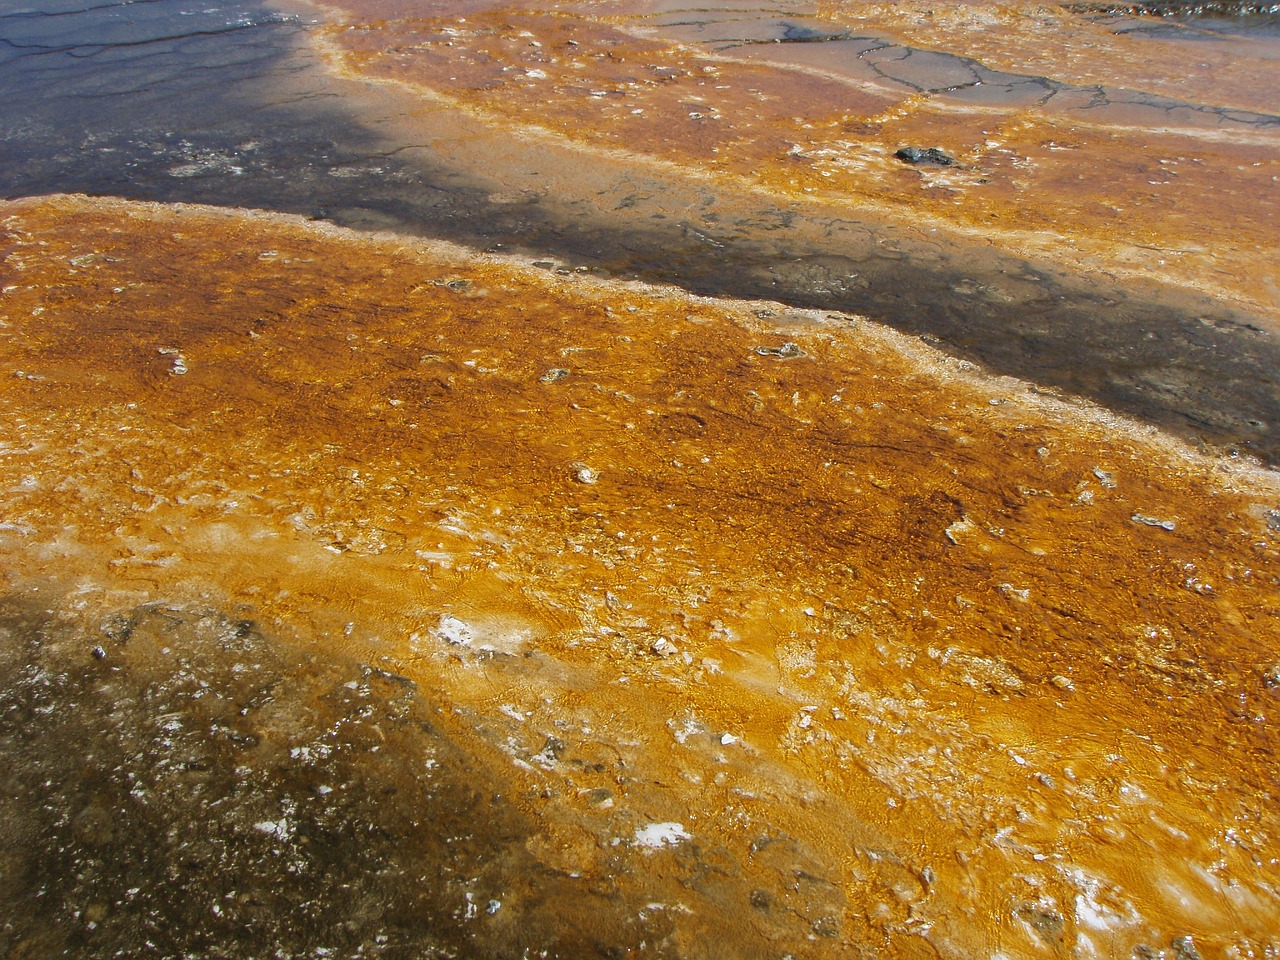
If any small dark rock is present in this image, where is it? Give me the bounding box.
[754,342,806,360]
[1172,936,1202,960]
[91,645,106,660]
[1262,664,1280,690]
[749,889,772,911]
[895,146,956,166]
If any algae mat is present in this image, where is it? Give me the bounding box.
[2,195,1279,957]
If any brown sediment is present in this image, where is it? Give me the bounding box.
[298,0,1280,322]
[2,194,1278,956]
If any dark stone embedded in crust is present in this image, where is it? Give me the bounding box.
[894,146,958,166]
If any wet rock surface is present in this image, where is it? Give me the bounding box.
[893,146,957,166]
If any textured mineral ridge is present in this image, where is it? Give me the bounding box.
[1,194,1279,957]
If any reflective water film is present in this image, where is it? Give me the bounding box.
[2,0,1280,957]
